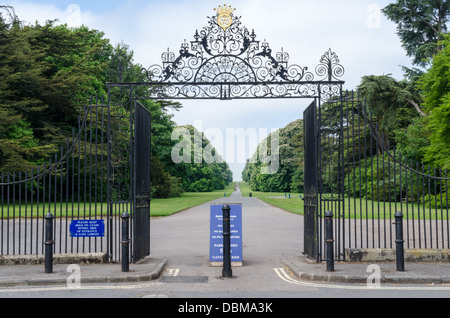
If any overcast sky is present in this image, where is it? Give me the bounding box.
[6,0,413,180]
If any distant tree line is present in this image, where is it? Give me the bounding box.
[242,120,304,193]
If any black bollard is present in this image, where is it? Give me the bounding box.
[121,212,130,273]
[44,213,54,274]
[324,211,334,272]
[222,204,232,278]
[394,211,405,272]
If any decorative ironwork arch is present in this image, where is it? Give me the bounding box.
[101,5,348,263]
[136,7,345,101]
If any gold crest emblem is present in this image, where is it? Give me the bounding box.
[215,4,235,31]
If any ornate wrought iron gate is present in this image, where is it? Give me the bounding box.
[1,6,347,263]
[0,98,151,263]
[106,99,151,263]
[305,92,450,263]
[0,100,110,257]
[107,6,345,262]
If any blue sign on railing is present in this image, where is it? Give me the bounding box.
[210,204,242,264]
[70,220,105,237]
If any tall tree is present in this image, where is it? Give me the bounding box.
[0,8,116,173]
[357,74,423,151]
[0,8,56,172]
[382,0,450,68]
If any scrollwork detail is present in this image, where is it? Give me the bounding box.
[144,11,345,101]
[315,49,345,81]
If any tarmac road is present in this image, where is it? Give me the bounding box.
[145,187,305,297]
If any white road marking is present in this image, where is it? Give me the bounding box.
[274,268,450,291]
[166,269,180,277]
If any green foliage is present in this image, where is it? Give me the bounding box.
[376,1,450,171]
[395,117,430,163]
[290,168,304,194]
[150,155,174,199]
[358,74,422,149]
[423,194,449,209]
[345,153,402,201]
[150,155,183,199]
[242,2,450,203]
[170,125,233,193]
[343,151,440,203]
[382,0,450,67]
[0,11,113,173]
[418,34,450,169]
[0,7,233,200]
[243,119,303,193]
[189,178,213,192]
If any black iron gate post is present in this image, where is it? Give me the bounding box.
[121,212,130,272]
[325,211,335,271]
[303,101,319,261]
[132,101,152,262]
[44,213,54,274]
[395,212,405,272]
[222,204,232,278]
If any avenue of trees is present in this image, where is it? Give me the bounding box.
[242,120,304,193]
[0,5,233,199]
[243,0,450,196]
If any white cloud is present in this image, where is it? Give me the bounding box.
[8,0,411,80]
[8,1,63,24]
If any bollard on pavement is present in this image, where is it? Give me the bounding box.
[44,213,54,274]
[121,212,130,273]
[394,211,405,272]
[324,211,335,272]
[222,204,232,278]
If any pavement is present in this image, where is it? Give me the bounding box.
[282,254,450,285]
[0,256,167,287]
[1,253,450,288]
[1,188,450,288]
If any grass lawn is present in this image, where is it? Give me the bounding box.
[0,201,110,219]
[1,182,237,219]
[2,181,445,220]
[237,181,447,220]
[238,181,304,215]
[151,182,236,217]
[331,196,449,221]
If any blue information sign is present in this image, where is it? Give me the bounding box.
[70,220,105,237]
[210,204,242,264]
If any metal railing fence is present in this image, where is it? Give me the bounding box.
[317,92,449,261]
[0,102,110,257]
